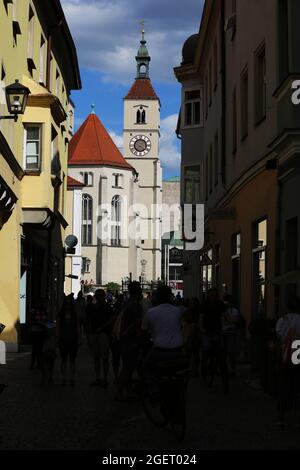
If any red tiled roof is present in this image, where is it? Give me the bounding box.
[68,113,134,171]
[67,175,84,188]
[125,78,160,102]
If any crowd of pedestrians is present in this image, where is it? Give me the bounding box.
[27,285,300,426]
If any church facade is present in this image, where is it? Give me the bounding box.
[67,30,162,288]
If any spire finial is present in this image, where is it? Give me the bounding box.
[136,20,150,78]
[91,103,95,114]
[140,20,145,41]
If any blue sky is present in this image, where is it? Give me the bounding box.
[61,0,204,178]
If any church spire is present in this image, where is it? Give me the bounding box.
[136,21,151,79]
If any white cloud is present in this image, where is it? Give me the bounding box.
[109,130,123,150]
[159,114,181,173]
[61,0,203,85]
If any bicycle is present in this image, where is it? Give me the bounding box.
[141,356,189,442]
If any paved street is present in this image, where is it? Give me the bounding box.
[0,344,300,451]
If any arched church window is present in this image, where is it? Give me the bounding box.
[136,109,141,124]
[141,109,146,124]
[111,195,121,246]
[82,194,93,245]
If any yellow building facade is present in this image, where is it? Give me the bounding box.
[0,0,81,350]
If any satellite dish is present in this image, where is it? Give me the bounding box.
[65,234,78,249]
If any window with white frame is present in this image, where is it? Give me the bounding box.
[39,35,47,84]
[24,125,41,171]
[184,89,202,127]
[82,194,93,245]
[111,195,121,246]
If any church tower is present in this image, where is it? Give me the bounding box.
[123,23,162,282]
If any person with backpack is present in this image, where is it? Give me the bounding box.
[276,295,300,428]
[114,282,143,402]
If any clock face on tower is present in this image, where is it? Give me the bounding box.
[129,135,151,156]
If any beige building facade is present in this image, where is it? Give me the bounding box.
[175,0,300,321]
[0,0,81,350]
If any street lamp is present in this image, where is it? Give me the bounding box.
[0,80,30,122]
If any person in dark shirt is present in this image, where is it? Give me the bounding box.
[115,282,143,401]
[200,289,226,380]
[89,289,113,388]
[57,295,80,386]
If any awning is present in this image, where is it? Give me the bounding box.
[272,270,300,285]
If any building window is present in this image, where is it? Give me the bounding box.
[12,0,21,44]
[113,173,123,188]
[201,249,213,294]
[27,5,35,74]
[24,125,41,171]
[255,44,266,124]
[80,172,93,187]
[184,89,201,127]
[214,132,219,186]
[51,127,60,175]
[184,166,200,204]
[39,35,46,84]
[205,75,208,118]
[82,194,93,245]
[111,195,121,246]
[136,108,146,124]
[48,54,53,91]
[213,39,218,90]
[209,144,213,194]
[214,244,221,291]
[232,233,241,307]
[252,219,267,316]
[232,87,237,154]
[209,59,212,106]
[240,67,248,140]
[55,69,61,97]
[82,257,91,274]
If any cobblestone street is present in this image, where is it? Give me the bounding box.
[1,344,300,451]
